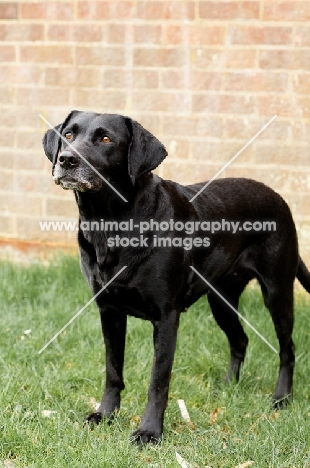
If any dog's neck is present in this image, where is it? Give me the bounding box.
[74,172,158,221]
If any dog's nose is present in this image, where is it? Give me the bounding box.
[58,150,79,168]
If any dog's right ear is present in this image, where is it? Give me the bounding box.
[42,124,62,164]
[42,110,80,168]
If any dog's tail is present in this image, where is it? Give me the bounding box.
[297,256,310,293]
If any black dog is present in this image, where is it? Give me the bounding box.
[43,111,310,444]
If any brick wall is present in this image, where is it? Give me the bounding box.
[1,1,310,261]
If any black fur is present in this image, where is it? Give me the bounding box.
[43,111,310,445]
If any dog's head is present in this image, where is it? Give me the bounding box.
[42,111,168,192]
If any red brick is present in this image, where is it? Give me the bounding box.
[0,45,15,62]
[133,70,159,89]
[46,198,78,217]
[76,46,126,66]
[226,50,256,69]
[0,151,14,169]
[1,193,42,216]
[13,151,45,171]
[137,1,195,20]
[134,25,162,44]
[129,114,160,136]
[162,70,221,90]
[297,27,310,46]
[224,71,288,92]
[263,2,310,21]
[257,95,306,118]
[103,69,129,89]
[0,215,11,234]
[134,48,185,68]
[199,2,259,20]
[104,69,159,89]
[192,49,256,69]
[256,144,310,165]
[297,97,310,118]
[40,109,75,129]
[47,24,103,42]
[164,25,225,45]
[108,24,128,44]
[15,216,77,241]
[70,89,127,110]
[190,140,245,163]
[0,109,40,129]
[0,24,44,42]
[259,50,310,70]
[0,170,14,191]
[14,172,53,194]
[16,88,70,107]
[0,3,17,19]
[20,45,74,64]
[0,87,15,105]
[161,70,189,89]
[162,138,189,159]
[163,162,224,185]
[45,67,101,88]
[16,131,47,150]
[289,194,310,218]
[246,168,306,193]
[292,73,310,94]
[229,26,292,45]
[132,91,191,113]
[192,94,255,115]
[224,118,290,141]
[21,2,73,20]
[163,116,223,138]
[192,71,222,91]
[1,65,43,85]
[292,121,310,142]
[77,1,133,20]
[0,130,15,148]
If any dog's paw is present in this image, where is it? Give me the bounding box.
[271,394,291,409]
[83,412,103,429]
[130,429,161,446]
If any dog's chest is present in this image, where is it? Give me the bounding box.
[98,279,161,321]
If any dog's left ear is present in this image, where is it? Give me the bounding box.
[125,118,168,185]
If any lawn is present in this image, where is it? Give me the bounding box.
[1,256,310,467]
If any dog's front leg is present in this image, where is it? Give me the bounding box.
[131,310,180,445]
[85,309,127,426]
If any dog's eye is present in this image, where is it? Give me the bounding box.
[102,136,111,143]
[65,132,72,140]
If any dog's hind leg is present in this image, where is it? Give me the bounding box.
[259,281,295,406]
[207,278,249,382]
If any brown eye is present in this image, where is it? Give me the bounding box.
[102,136,111,143]
[65,132,72,140]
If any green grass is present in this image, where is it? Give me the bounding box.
[1,256,310,467]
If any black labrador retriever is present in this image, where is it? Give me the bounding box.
[43,111,310,444]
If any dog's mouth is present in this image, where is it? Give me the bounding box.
[54,175,93,191]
